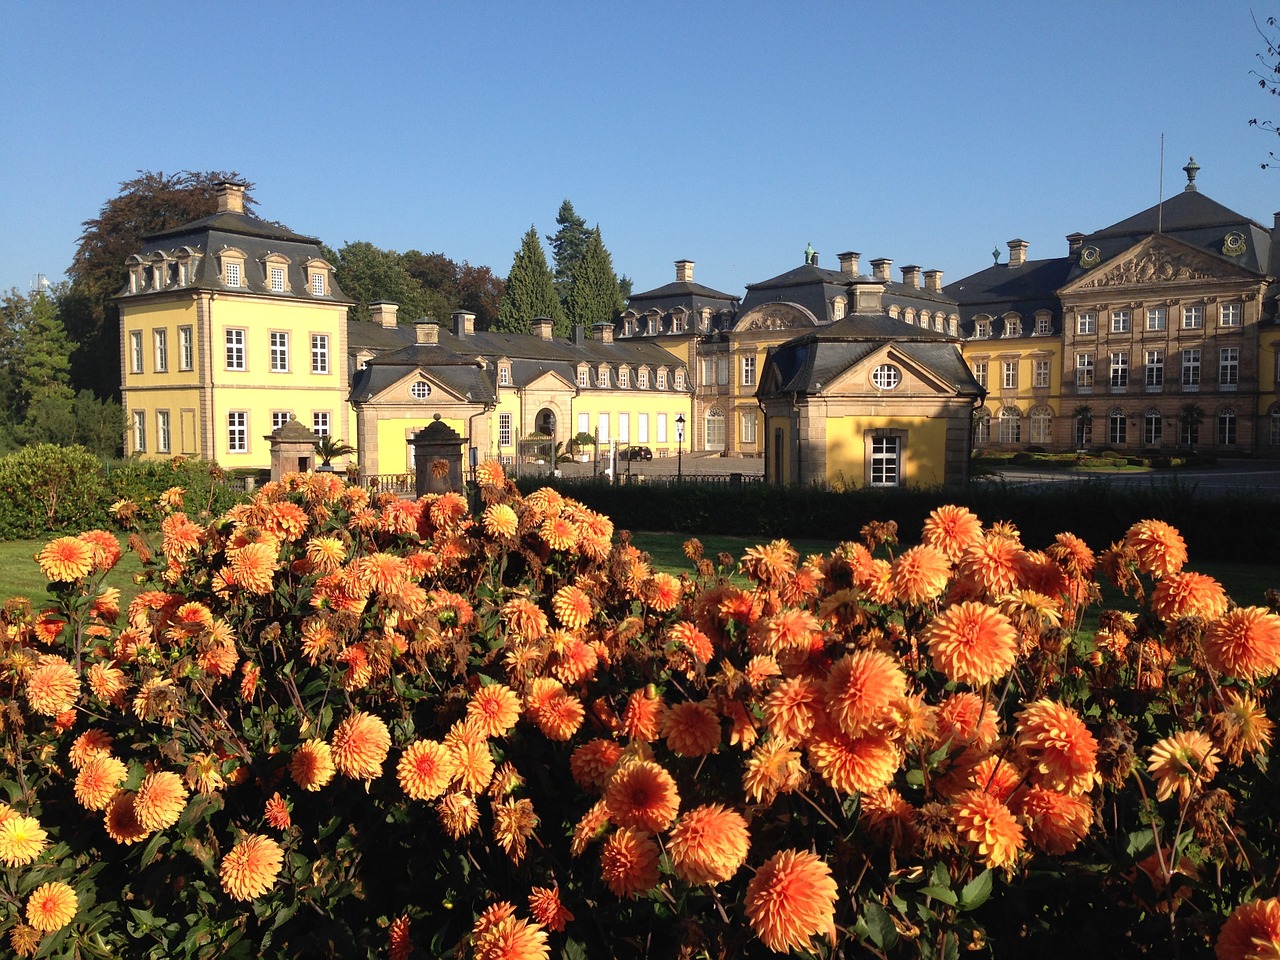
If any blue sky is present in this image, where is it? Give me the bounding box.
[3,1,1278,301]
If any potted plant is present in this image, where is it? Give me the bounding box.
[314,435,356,472]
[571,431,597,463]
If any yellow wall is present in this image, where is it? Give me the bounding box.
[824,415,948,487]
[376,417,467,475]
[570,392,692,459]
[490,392,524,462]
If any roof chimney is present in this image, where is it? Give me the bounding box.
[369,301,399,329]
[572,324,585,346]
[214,181,246,215]
[870,258,893,282]
[532,316,554,340]
[675,260,694,283]
[837,251,860,276]
[1066,232,1085,254]
[1274,212,1280,231]
[592,322,614,344]
[451,309,475,337]
[1007,239,1029,268]
[901,265,922,289]
[924,269,943,293]
[414,320,439,345]
[854,282,885,314]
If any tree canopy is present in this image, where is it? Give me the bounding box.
[496,227,565,335]
[565,227,625,330]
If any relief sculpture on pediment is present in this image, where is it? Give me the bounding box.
[747,313,801,331]
[1082,248,1216,288]
[735,301,818,333]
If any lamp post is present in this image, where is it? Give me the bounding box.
[675,413,685,482]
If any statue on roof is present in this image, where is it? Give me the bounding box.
[805,242,815,265]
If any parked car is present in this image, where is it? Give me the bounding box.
[619,445,653,462]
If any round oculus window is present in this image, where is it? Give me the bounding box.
[872,364,901,390]
[410,381,431,399]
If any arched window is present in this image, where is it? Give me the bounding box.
[1029,406,1053,444]
[1218,407,1237,445]
[1109,408,1127,446]
[998,407,1022,444]
[1143,408,1163,446]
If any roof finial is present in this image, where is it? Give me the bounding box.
[992,245,1001,265]
[1183,156,1200,192]
[805,242,815,265]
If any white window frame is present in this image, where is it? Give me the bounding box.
[225,261,242,287]
[619,368,629,388]
[1182,348,1201,387]
[1145,350,1164,388]
[498,413,512,448]
[577,368,589,388]
[1109,410,1127,446]
[130,331,144,374]
[873,364,902,390]
[132,410,146,452]
[1110,310,1130,333]
[675,370,686,390]
[226,329,246,371]
[975,319,992,339]
[272,411,292,432]
[311,334,329,374]
[972,361,988,388]
[1220,347,1239,387]
[1030,407,1053,444]
[1146,307,1167,332]
[657,413,668,443]
[742,354,756,387]
[869,436,901,486]
[311,272,326,296]
[1077,312,1096,335]
[179,326,194,371]
[618,413,630,443]
[1220,302,1242,327]
[154,329,168,372]
[1076,353,1094,387]
[156,410,171,453]
[227,412,248,453]
[1033,359,1050,388]
[597,368,609,388]
[638,369,649,389]
[1218,409,1237,445]
[312,412,330,438]
[657,371,668,390]
[577,413,589,435]
[637,413,649,443]
[1034,314,1052,336]
[270,266,285,293]
[499,365,511,386]
[597,413,610,443]
[1144,409,1163,446]
[741,409,758,444]
[1002,361,1018,390]
[1182,305,1204,329]
[998,408,1021,443]
[1109,352,1128,388]
[270,331,290,372]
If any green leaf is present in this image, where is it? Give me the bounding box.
[139,831,167,867]
[862,899,899,950]
[920,884,958,906]
[561,939,589,960]
[959,869,993,911]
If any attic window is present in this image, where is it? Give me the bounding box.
[498,365,511,386]
[225,262,242,287]
[311,272,326,296]
[872,364,902,390]
[410,381,431,399]
[270,267,285,292]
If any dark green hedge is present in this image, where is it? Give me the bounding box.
[515,476,1279,563]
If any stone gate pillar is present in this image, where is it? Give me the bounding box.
[410,416,465,496]
[266,417,319,481]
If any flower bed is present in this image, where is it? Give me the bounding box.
[1,466,1278,957]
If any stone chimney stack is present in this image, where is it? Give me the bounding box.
[837,251,860,276]
[532,316,554,340]
[901,265,922,289]
[451,310,475,337]
[854,282,885,314]
[675,260,694,282]
[924,269,944,293]
[1066,232,1085,254]
[1007,239,1029,268]
[592,322,614,344]
[572,324,586,346]
[369,302,399,329]
[215,181,246,214]
[870,258,893,282]
[414,320,439,345]
[1273,212,1280,232]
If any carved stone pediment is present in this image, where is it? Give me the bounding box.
[732,301,820,334]
[1072,236,1250,291]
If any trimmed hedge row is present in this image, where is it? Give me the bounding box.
[516,475,1279,562]
[0,445,245,539]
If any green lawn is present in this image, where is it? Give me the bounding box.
[0,539,145,606]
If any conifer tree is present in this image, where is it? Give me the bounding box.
[565,228,625,330]
[496,227,564,335]
[547,200,591,300]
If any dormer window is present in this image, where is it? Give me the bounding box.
[225,262,242,287]
[1034,313,1052,335]
[647,316,658,335]
[220,248,247,288]
[674,369,687,390]
[151,264,165,291]
[1004,316,1022,337]
[598,368,609,388]
[498,364,511,386]
[887,305,901,319]
[832,297,847,320]
[577,367,589,388]
[304,258,333,297]
[638,368,649,389]
[974,317,992,339]
[619,368,630,388]
[673,315,684,334]
[657,369,668,390]
[311,272,325,296]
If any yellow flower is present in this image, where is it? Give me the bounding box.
[26,881,77,932]
[220,834,284,901]
[0,815,48,866]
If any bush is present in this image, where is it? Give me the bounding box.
[0,444,106,539]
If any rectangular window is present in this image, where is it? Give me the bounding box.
[869,436,900,487]
[307,334,328,374]
[741,410,758,444]
[1182,348,1201,387]
[975,319,991,339]
[225,262,242,287]
[637,413,649,443]
[657,371,668,390]
[156,411,171,453]
[1146,307,1167,331]
[717,358,729,386]
[311,272,325,296]
[1219,412,1237,445]
[498,413,512,448]
[1033,359,1050,388]
[272,412,292,432]
[1220,347,1239,387]
[226,329,246,371]
[1034,314,1052,335]
[1144,413,1163,447]
[154,329,168,372]
[597,413,610,443]
[657,413,668,443]
[179,326,194,371]
[598,369,609,388]
[1002,360,1018,390]
[1221,302,1242,327]
[1077,312,1096,335]
[1110,310,1130,333]
[270,331,289,372]
[973,361,988,388]
[577,412,589,435]
[675,370,686,390]
[577,368,588,388]
[132,410,146,452]
[1109,413,1127,446]
[130,331,144,374]
[1145,350,1164,387]
[270,266,285,292]
[1182,305,1204,329]
[1075,353,1094,387]
[638,370,649,389]
[227,412,247,453]
[1109,352,1128,388]
[618,413,630,443]
[312,412,330,437]
[618,369,629,388]
[499,366,511,386]
[1181,415,1199,446]
[742,355,756,387]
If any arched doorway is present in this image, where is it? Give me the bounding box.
[705,408,726,452]
[536,408,557,443]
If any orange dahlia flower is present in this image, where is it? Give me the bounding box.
[450,739,496,794]
[1217,897,1280,960]
[951,788,1025,870]
[741,539,799,588]
[502,597,549,642]
[468,684,522,738]
[823,649,907,739]
[75,756,128,811]
[669,621,714,664]
[436,792,481,839]
[37,536,95,582]
[600,827,661,899]
[924,602,1018,686]
[605,760,680,833]
[570,739,625,792]
[290,739,336,791]
[133,771,188,831]
[807,726,901,796]
[475,459,506,487]
[24,655,80,716]
[744,849,838,954]
[668,803,750,885]
[1212,690,1275,766]
[620,687,667,742]
[1150,571,1230,624]
[1148,730,1220,803]
[26,881,76,933]
[1013,786,1092,855]
[922,505,985,562]
[890,544,952,606]
[389,915,412,960]
[230,541,277,594]
[492,797,539,863]
[1015,699,1098,795]
[397,740,457,801]
[331,711,391,781]
[69,729,113,769]
[527,886,574,933]
[473,914,550,960]
[533,690,585,742]
[220,834,284,901]
[263,792,291,830]
[1124,519,1188,579]
[551,585,594,629]
[662,701,722,757]
[743,739,806,803]
[103,792,149,845]
[754,607,823,656]
[1203,607,1280,681]
[764,676,825,744]
[957,536,1025,597]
